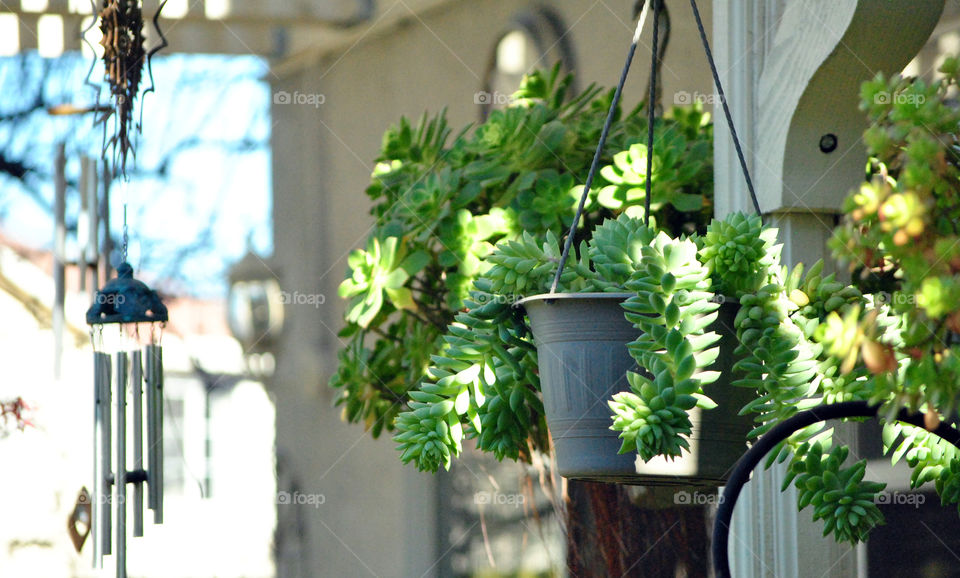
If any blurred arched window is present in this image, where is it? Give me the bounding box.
[479,6,577,119]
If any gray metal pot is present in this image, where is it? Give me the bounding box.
[519,292,753,486]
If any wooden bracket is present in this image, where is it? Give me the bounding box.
[756,0,945,213]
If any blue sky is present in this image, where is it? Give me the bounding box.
[0,52,272,298]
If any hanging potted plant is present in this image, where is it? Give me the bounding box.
[515,212,771,484]
[330,64,715,463]
[387,1,855,486]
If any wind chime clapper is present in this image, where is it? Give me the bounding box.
[86,262,167,571]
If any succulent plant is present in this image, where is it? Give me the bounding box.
[784,443,886,544]
[611,230,720,459]
[338,236,429,328]
[330,65,714,440]
[699,212,779,298]
[340,57,960,551]
[597,123,710,219]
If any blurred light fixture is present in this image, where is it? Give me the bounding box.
[496,30,529,75]
[204,0,230,20]
[160,0,188,19]
[21,0,48,12]
[227,251,283,375]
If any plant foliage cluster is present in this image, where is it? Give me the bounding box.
[332,62,960,546]
[332,66,713,437]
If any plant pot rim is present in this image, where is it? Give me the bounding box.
[515,292,634,308]
[517,292,739,308]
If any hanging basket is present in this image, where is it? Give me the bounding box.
[519,292,754,486]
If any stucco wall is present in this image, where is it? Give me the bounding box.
[269,1,714,576]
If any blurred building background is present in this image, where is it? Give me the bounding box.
[1,1,960,577]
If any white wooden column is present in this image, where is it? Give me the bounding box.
[713,1,944,576]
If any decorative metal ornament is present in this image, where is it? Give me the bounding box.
[86,262,167,576]
[68,487,93,553]
[90,0,168,178]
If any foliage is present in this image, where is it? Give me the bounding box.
[331,65,714,439]
[699,212,778,297]
[611,231,720,459]
[824,57,960,532]
[785,443,885,543]
[719,58,960,544]
[393,211,770,471]
[395,215,656,471]
[0,397,32,437]
[341,59,960,549]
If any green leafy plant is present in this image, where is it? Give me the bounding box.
[611,231,719,460]
[394,211,772,471]
[718,57,960,545]
[337,59,960,551]
[824,57,960,525]
[331,65,714,441]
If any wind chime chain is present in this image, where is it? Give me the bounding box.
[688,0,762,217]
[549,1,651,294]
[122,202,128,264]
[643,0,661,227]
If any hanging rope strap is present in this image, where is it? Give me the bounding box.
[688,0,761,217]
[549,2,651,294]
[550,0,762,294]
[643,0,661,226]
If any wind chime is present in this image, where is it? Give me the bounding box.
[81,1,168,575]
[87,263,167,573]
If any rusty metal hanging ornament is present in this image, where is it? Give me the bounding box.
[92,0,168,177]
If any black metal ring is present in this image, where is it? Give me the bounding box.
[712,400,960,577]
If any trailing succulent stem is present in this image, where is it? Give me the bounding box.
[611,232,720,459]
[783,443,886,543]
[608,212,779,460]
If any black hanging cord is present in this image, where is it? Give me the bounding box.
[643,0,660,227]
[549,4,650,294]
[636,0,670,114]
[688,0,762,217]
[711,401,960,577]
[550,0,764,292]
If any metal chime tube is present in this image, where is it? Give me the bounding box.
[152,344,164,523]
[93,352,104,568]
[132,350,144,537]
[116,352,127,578]
[146,346,157,513]
[101,353,112,557]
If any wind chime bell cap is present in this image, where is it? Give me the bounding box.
[86,262,169,325]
